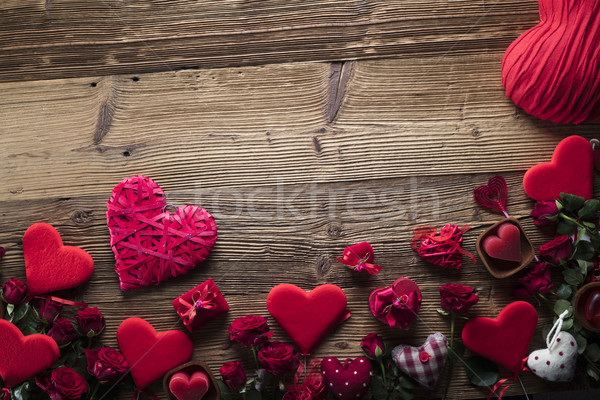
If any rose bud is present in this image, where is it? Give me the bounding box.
[258,340,299,376]
[539,235,572,265]
[440,283,479,314]
[36,366,87,400]
[1,278,27,305]
[219,361,246,392]
[360,333,385,360]
[39,298,63,324]
[47,317,77,347]
[84,346,129,384]
[531,200,560,226]
[75,307,105,337]
[228,315,273,347]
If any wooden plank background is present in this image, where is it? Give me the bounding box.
[1,0,600,399]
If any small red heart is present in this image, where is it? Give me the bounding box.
[23,223,94,295]
[462,301,537,374]
[473,175,508,212]
[169,371,210,400]
[267,284,350,354]
[481,222,522,262]
[0,319,60,388]
[117,317,193,389]
[523,135,593,200]
[320,357,371,400]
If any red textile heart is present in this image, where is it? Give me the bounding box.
[0,319,59,388]
[336,242,382,275]
[117,317,193,389]
[106,175,218,291]
[462,301,538,374]
[23,223,94,295]
[473,175,508,213]
[523,136,593,201]
[267,284,350,355]
[169,371,210,400]
[481,222,521,262]
[369,278,421,329]
[320,357,371,400]
[391,333,448,390]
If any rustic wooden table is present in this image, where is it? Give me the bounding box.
[1,0,600,399]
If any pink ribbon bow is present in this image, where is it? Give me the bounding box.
[176,286,217,325]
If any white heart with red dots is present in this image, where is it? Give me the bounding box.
[527,331,577,382]
[320,357,372,400]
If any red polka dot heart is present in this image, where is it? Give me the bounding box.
[320,357,372,400]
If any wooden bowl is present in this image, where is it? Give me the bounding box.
[163,360,220,400]
[476,217,535,279]
[573,281,600,332]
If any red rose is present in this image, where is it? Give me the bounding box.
[531,201,559,226]
[258,341,299,376]
[39,298,62,324]
[229,315,273,347]
[84,346,129,383]
[439,283,479,314]
[47,318,77,347]
[219,361,246,392]
[1,278,27,305]
[539,235,572,265]
[36,367,87,400]
[514,262,554,297]
[76,307,105,337]
[360,333,385,360]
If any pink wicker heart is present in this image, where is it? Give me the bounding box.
[392,333,448,390]
[106,175,218,291]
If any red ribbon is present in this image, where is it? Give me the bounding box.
[33,295,88,308]
[1,388,10,400]
[176,286,217,325]
[486,358,529,400]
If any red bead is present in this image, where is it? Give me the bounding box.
[535,356,539,360]
[546,361,550,365]
[556,338,561,342]
[419,351,430,363]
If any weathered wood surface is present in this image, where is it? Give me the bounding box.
[2,0,600,398]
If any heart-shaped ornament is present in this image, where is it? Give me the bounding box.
[117,317,193,389]
[462,301,538,373]
[267,284,350,354]
[391,333,448,390]
[23,223,94,295]
[473,175,508,212]
[523,135,593,201]
[320,357,371,400]
[527,331,577,382]
[369,278,421,329]
[106,175,218,291]
[0,319,60,388]
[169,371,211,400]
[481,222,521,262]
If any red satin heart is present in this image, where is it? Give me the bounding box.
[523,136,593,200]
[481,222,521,262]
[473,175,508,213]
[320,357,371,400]
[267,284,350,355]
[0,320,59,388]
[23,223,94,295]
[462,301,537,374]
[117,317,193,389]
[169,371,210,400]
[337,242,382,275]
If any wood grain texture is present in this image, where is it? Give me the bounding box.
[0,0,542,82]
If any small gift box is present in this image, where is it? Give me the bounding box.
[173,279,229,332]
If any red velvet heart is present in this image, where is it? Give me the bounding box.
[117,317,193,389]
[267,284,350,355]
[320,357,371,400]
[169,371,210,400]
[523,136,593,201]
[106,175,218,291]
[23,223,94,295]
[0,319,60,388]
[462,301,538,373]
[481,222,521,262]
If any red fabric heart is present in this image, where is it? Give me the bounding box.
[369,278,421,329]
[106,175,218,291]
[169,371,210,400]
[117,317,193,389]
[23,223,94,295]
[523,136,593,201]
[320,357,371,400]
[481,222,522,262]
[0,319,60,388]
[473,175,508,213]
[391,333,448,390]
[462,301,538,374]
[336,242,382,275]
[267,284,350,355]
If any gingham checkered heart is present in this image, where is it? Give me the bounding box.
[391,333,448,390]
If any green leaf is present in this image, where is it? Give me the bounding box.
[562,318,573,331]
[577,259,593,275]
[574,318,583,333]
[436,309,449,316]
[590,233,600,249]
[6,303,14,315]
[556,284,573,300]
[585,342,600,362]
[394,387,414,400]
[464,357,500,387]
[563,268,584,286]
[584,221,597,229]
[572,241,595,261]
[553,299,573,317]
[397,375,417,390]
[449,340,466,363]
[578,199,600,220]
[11,303,30,324]
[246,389,262,400]
[586,364,600,381]
[576,334,587,354]
[557,220,577,235]
[561,193,586,213]
[556,199,564,212]
[216,381,232,400]
[370,375,388,400]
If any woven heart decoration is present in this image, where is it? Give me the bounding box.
[411,224,476,270]
[391,333,448,390]
[106,175,218,291]
[473,175,508,213]
[320,357,371,400]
